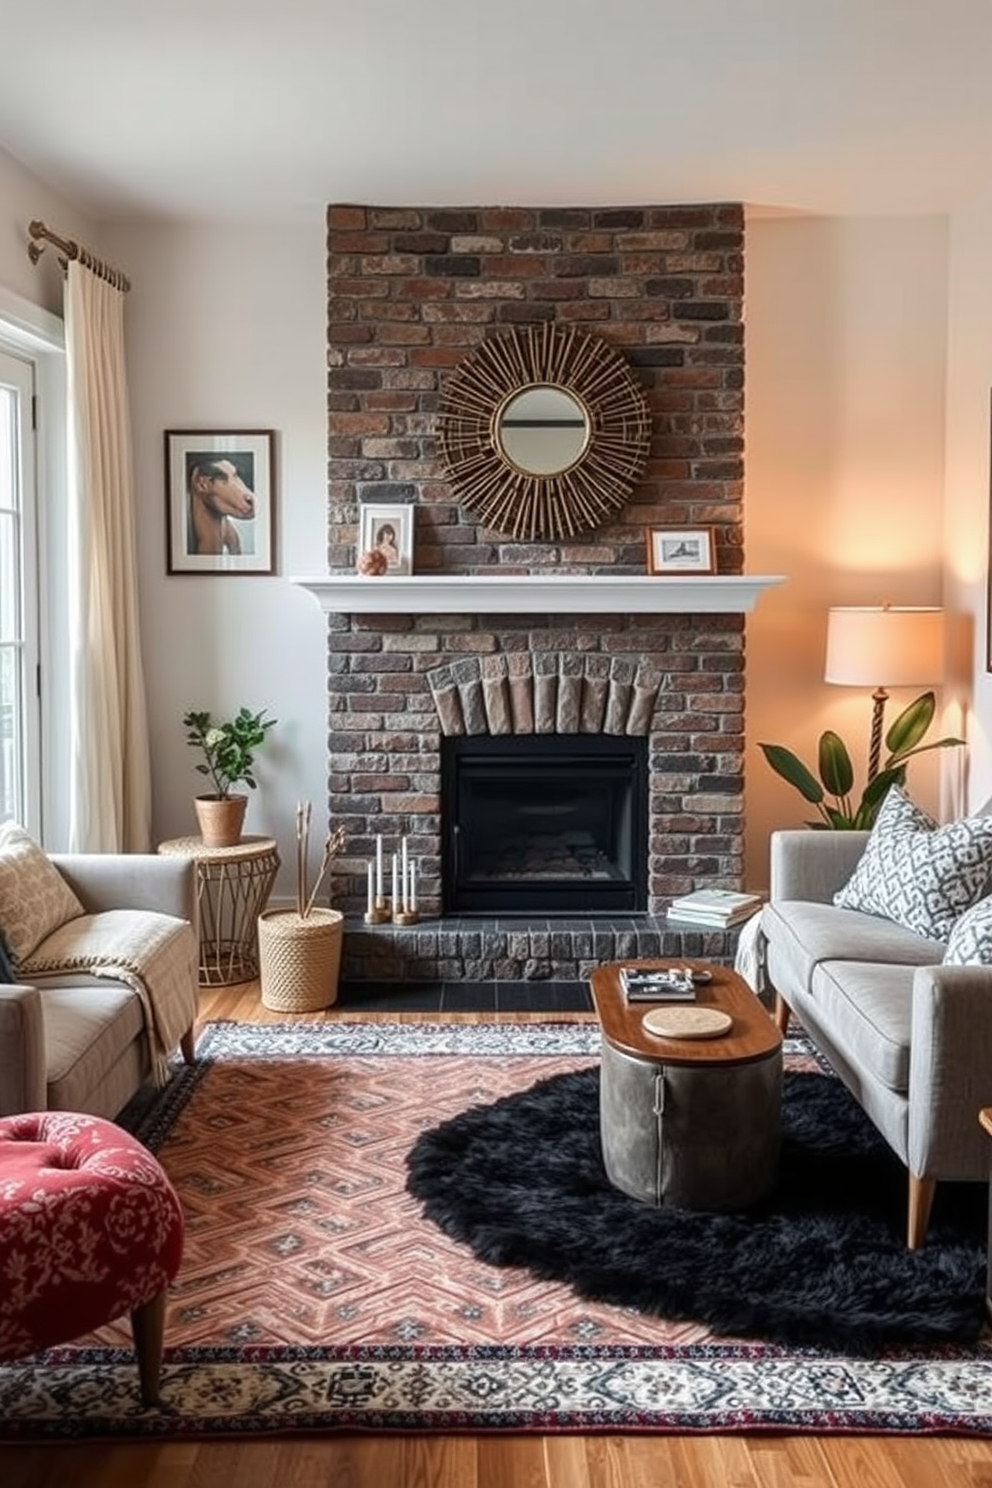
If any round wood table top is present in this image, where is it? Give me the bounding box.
[589,959,781,1067]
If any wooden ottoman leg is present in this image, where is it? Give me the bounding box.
[131,1286,168,1406]
[180,1026,196,1065]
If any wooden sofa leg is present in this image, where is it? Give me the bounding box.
[772,993,791,1035]
[907,1172,936,1250]
[179,1027,196,1065]
[131,1286,168,1406]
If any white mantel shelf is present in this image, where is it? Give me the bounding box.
[290,574,785,616]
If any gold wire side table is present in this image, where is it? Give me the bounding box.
[158,835,280,987]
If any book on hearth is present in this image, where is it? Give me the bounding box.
[666,889,764,926]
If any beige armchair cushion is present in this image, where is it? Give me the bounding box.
[0,824,83,967]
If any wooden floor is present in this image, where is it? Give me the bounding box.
[2,982,990,1488]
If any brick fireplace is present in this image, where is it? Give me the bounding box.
[323,202,749,981]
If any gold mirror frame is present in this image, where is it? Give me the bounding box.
[435,324,651,541]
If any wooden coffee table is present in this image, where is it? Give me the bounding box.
[589,959,783,1212]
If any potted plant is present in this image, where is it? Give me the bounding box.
[758,691,965,829]
[183,706,277,847]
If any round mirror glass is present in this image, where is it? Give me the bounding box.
[495,384,590,476]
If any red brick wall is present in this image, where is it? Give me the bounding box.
[326,204,746,920]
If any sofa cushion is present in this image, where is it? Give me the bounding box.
[807,960,915,1093]
[761,899,942,995]
[0,823,83,968]
[943,893,992,965]
[35,981,146,1112]
[833,785,992,940]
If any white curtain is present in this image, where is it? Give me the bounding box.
[64,260,152,852]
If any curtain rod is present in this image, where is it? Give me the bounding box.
[27,218,131,293]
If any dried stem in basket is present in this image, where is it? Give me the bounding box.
[303,824,346,919]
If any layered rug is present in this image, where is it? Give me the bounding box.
[0,1018,989,1440]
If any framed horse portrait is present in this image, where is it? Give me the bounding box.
[165,430,276,575]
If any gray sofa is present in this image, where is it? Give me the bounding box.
[0,854,199,1119]
[761,829,992,1249]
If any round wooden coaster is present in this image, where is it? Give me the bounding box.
[641,1006,732,1040]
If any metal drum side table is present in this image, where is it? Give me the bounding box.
[158,835,280,987]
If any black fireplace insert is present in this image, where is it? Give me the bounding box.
[442,733,648,914]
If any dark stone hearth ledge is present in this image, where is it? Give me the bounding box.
[341,912,744,985]
[291,574,785,616]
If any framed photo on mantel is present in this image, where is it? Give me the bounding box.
[645,525,716,576]
[357,502,414,576]
[166,429,275,575]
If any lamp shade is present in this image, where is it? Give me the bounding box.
[824,606,945,688]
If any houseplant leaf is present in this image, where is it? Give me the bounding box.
[818,730,854,799]
[758,744,824,805]
[885,692,936,758]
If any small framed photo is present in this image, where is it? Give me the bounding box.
[166,430,275,575]
[358,502,414,576]
[645,526,716,576]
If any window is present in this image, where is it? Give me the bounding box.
[0,348,39,831]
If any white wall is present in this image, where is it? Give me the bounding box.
[744,214,949,889]
[943,191,992,817]
[0,146,96,312]
[103,219,329,903]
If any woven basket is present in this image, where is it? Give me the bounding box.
[257,908,343,1012]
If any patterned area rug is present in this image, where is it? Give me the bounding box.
[0,1019,990,1440]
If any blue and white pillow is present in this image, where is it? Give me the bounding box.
[834,785,992,942]
[943,895,992,965]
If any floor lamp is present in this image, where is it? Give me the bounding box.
[824,606,945,782]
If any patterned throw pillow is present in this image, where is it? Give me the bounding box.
[943,895,992,965]
[0,822,83,968]
[833,785,992,941]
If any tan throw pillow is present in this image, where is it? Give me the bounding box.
[0,821,84,968]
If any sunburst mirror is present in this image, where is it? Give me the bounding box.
[435,323,651,541]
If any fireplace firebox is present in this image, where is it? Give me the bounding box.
[442,734,648,914]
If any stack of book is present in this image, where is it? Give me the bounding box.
[666,888,764,929]
[620,966,696,1002]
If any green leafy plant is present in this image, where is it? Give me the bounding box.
[183,707,277,798]
[758,691,965,830]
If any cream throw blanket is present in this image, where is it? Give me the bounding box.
[22,910,198,1086]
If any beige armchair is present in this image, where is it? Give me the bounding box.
[0,853,199,1119]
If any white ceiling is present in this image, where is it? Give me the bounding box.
[2,0,992,224]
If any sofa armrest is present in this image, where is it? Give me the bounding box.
[0,986,46,1117]
[908,965,992,1179]
[768,830,870,904]
[51,854,197,928]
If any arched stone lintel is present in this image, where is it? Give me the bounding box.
[426,652,661,740]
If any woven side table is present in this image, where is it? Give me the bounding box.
[158,835,280,987]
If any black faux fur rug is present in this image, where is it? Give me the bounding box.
[405,1067,987,1351]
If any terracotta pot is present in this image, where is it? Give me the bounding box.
[194,793,248,849]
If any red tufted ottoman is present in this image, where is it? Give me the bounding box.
[0,1111,183,1404]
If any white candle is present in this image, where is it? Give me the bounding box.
[401,836,409,912]
[391,852,398,911]
[410,859,418,914]
[366,861,374,915]
[375,834,383,902]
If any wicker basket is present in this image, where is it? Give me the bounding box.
[257,908,343,1012]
